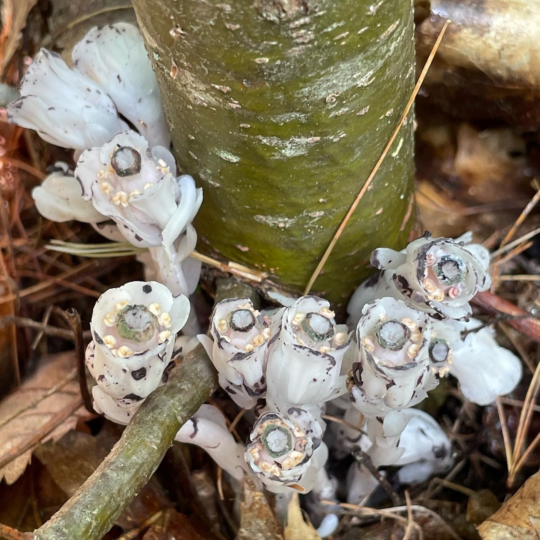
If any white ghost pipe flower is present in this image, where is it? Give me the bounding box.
[86,281,189,415]
[349,297,436,418]
[433,319,522,405]
[175,404,246,481]
[32,163,106,223]
[346,462,379,505]
[73,23,170,148]
[7,49,124,149]
[348,232,491,325]
[198,298,272,409]
[92,385,143,424]
[76,130,202,254]
[266,296,351,411]
[245,410,315,491]
[395,409,454,485]
[363,411,410,467]
[145,226,202,296]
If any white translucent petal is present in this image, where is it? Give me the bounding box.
[32,170,106,223]
[72,23,170,148]
[7,49,123,149]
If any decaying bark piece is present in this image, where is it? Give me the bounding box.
[132,0,416,305]
[416,0,540,127]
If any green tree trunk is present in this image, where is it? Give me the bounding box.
[132,0,416,307]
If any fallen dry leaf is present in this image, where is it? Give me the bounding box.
[236,476,283,540]
[478,469,540,539]
[0,0,38,75]
[0,352,91,484]
[284,493,321,540]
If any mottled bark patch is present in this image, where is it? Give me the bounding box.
[253,0,318,23]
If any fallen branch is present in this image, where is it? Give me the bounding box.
[472,291,540,343]
[32,345,218,540]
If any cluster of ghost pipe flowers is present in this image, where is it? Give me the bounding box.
[198,298,272,409]
[348,232,491,325]
[86,281,189,422]
[348,297,435,417]
[7,24,169,150]
[7,22,205,298]
[266,296,350,411]
[245,411,314,490]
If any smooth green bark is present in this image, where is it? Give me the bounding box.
[133,0,416,306]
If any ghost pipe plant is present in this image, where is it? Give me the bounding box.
[75,130,203,295]
[72,23,170,148]
[245,410,328,494]
[32,162,106,224]
[348,297,436,418]
[198,298,272,409]
[394,408,454,485]
[86,281,190,421]
[7,49,125,150]
[432,318,522,406]
[8,23,168,150]
[175,404,246,481]
[348,232,491,325]
[266,296,351,412]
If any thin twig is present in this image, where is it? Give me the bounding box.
[303,20,451,294]
[500,185,540,249]
[0,157,46,181]
[490,226,540,259]
[0,315,74,340]
[57,308,94,414]
[495,397,513,471]
[352,449,400,505]
[498,274,540,282]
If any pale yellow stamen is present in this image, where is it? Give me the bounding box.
[117,345,134,358]
[407,343,419,359]
[334,331,348,346]
[148,303,161,316]
[320,307,335,319]
[159,330,171,343]
[245,343,255,352]
[104,312,116,327]
[159,312,171,328]
[100,181,113,194]
[115,301,128,312]
[217,319,228,333]
[292,312,305,325]
[262,328,271,340]
[253,335,264,347]
[103,335,116,348]
[112,191,129,207]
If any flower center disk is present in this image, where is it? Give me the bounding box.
[116,305,158,342]
[301,312,334,342]
[434,255,466,286]
[375,320,411,351]
[429,339,450,363]
[262,425,292,458]
[111,146,142,177]
[230,309,256,332]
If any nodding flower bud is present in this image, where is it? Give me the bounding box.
[72,23,170,149]
[266,296,351,411]
[32,163,106,224]
[76,130,202,254]
[395,409,454,485]
[7,49,124,150]
[434,319,522,406]
[348,232,491,324]
[175,404,246,481]
[245,411,314,490]
[86,281,189,418]
[198,298,272,409]
[348,297,437,417]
